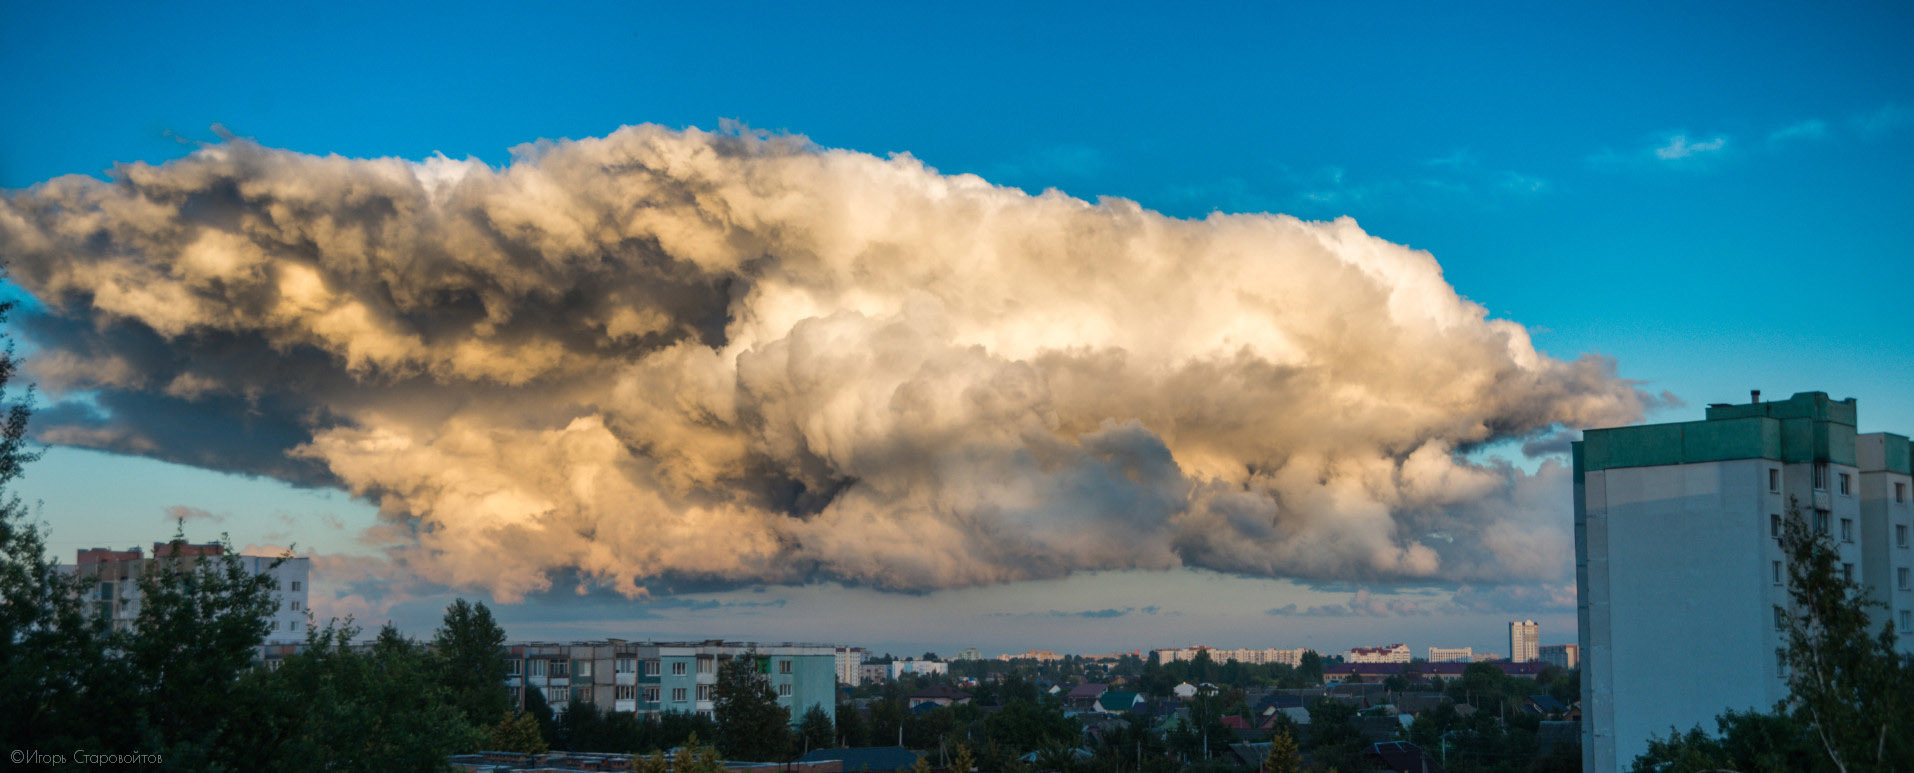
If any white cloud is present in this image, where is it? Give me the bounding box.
[1654,134,1728,160]
[1,125,1655,601]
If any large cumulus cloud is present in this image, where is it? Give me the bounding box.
[1,125,1652,600]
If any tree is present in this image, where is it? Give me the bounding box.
[488,710,549,753]
[1774,502,1913,770]
[836,701,868,747]
[432,598,511,728]
[953,741,977,773]
[1296,651,1323,685]
[798,703,834,752]
[128,527,285,762]
[713,652,790,761]
[1262,728,1301,773]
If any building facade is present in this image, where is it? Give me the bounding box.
[73,541,311,643]
[1427,647,1473,663]
[889,659,948,679]
[1152,646,1309,666]
[1508,620,1539,664]
[503,640,837,725]
[1346,643,1411,663]
[1539,644,1579,670]
[1574,391,1914,771]
[835,646,865,686]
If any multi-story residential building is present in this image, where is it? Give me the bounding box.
[72,541,310,643]
[889,659,948,679]
[1153,646,1309,666]
[1539,644,1579,670]
[1346,643,1411,663]
[858,663,891,683]
[1574,391,1914,770]
[835,646,866,686]
[995,649,1064,662]
[1427,647,1473,663]
[503,640,836,724]
[954,648,982,661]
[1509,621,1539,663]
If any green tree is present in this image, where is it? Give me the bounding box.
[1262,728,1301,773]
[431,598,511,728]
[488,710,549,753]
[676,732,727,773]
[1296,650,1323,685]
[798,703,835,752]
[1776,502,1914,771]
[837,701,868,747]
[713,652,791,760]
[129,528,285,763]
[953,741,977,773]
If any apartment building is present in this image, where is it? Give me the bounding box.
[1346,643,1411,663]
[1574,391,1914,770]
[835,646,865,686]
[1509,620,1539,663]
[1152,646,1309,667]
[1427,647,1473,663]
[1539,644,1579,670]
[504,640,836,724]
[72,541,311,643]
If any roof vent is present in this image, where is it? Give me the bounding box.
[1751,389,1761,404]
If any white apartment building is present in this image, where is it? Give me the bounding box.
[73,541,311,644]
[1539,644,1579,670]
[1153,646,1309,667]
[835,646,865,686]
[1509,620,1539,663]
[1575,391,1914,771]
[1346,643,1411,663]
[889,658,948,678]
[1427,647,1473,663]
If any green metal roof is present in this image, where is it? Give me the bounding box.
[1576,392,1859,474]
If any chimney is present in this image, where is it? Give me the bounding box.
[1751,389,1760,405]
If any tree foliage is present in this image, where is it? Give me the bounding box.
[713,652,791,761]
[432,598,511,728]
[798,703,834,753]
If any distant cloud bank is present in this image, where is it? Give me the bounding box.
[1,125,1654,600]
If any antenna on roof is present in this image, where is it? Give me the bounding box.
[1751,389,1760,404]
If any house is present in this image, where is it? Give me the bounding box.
[1096,690,1143,714]
[1172,682,1198,699]
[1524,694,1567,717]
[1362,741,1443,773]
[906,685,972,709]
[1064,682,1108,710]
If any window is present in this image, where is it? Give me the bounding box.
[1771,514,1782,538]
[552,661,570,678]
[1769,469,1781,492]
[1899,525,1909,548]
[290,581,301,592]
[509,660,521,676]
[529,660,547,677]
[645,660,661,676]
[1900,568,1911,591]
[1777,648,1788,675]
[615,657,635,674]
[644,687,660,703]
[779,660,793,674]
[272,620,281,630]
[1814,512,1830,535]
[671,661,687,676]
[1898,482,1908,503]
[577,660,593,678]
[1903,610,1913,631]
[1843,563,1855,583]
[697,684,712,701]
[1839,473,1852,496]
[778,683,792,697]
[1773,606,1787,630]
[1773,560,1783,585]
[290,600,301,612]
[290,620,300,631]
[616,685,635,700]
[1814,463,1828,491]
[98,582,114,600]
[671,687,688,703]
[697,657,715,674]
[1841,519,1855,543]
[573,687,592,703]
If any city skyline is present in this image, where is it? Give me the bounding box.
[4,2,1911,658]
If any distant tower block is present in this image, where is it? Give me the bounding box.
[1509,620,1539,663]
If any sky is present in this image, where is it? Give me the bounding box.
[2,1,1910,658]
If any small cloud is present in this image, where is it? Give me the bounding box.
[1852,103,1914,137]
[1424,149,1478,169]
[1654,134,1727,160]
[1521,428,1581,458]
[989,607,1139,619]
[164,505,223,524]
[1767,119,1827,145]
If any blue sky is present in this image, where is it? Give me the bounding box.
[4,1,1911,656]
